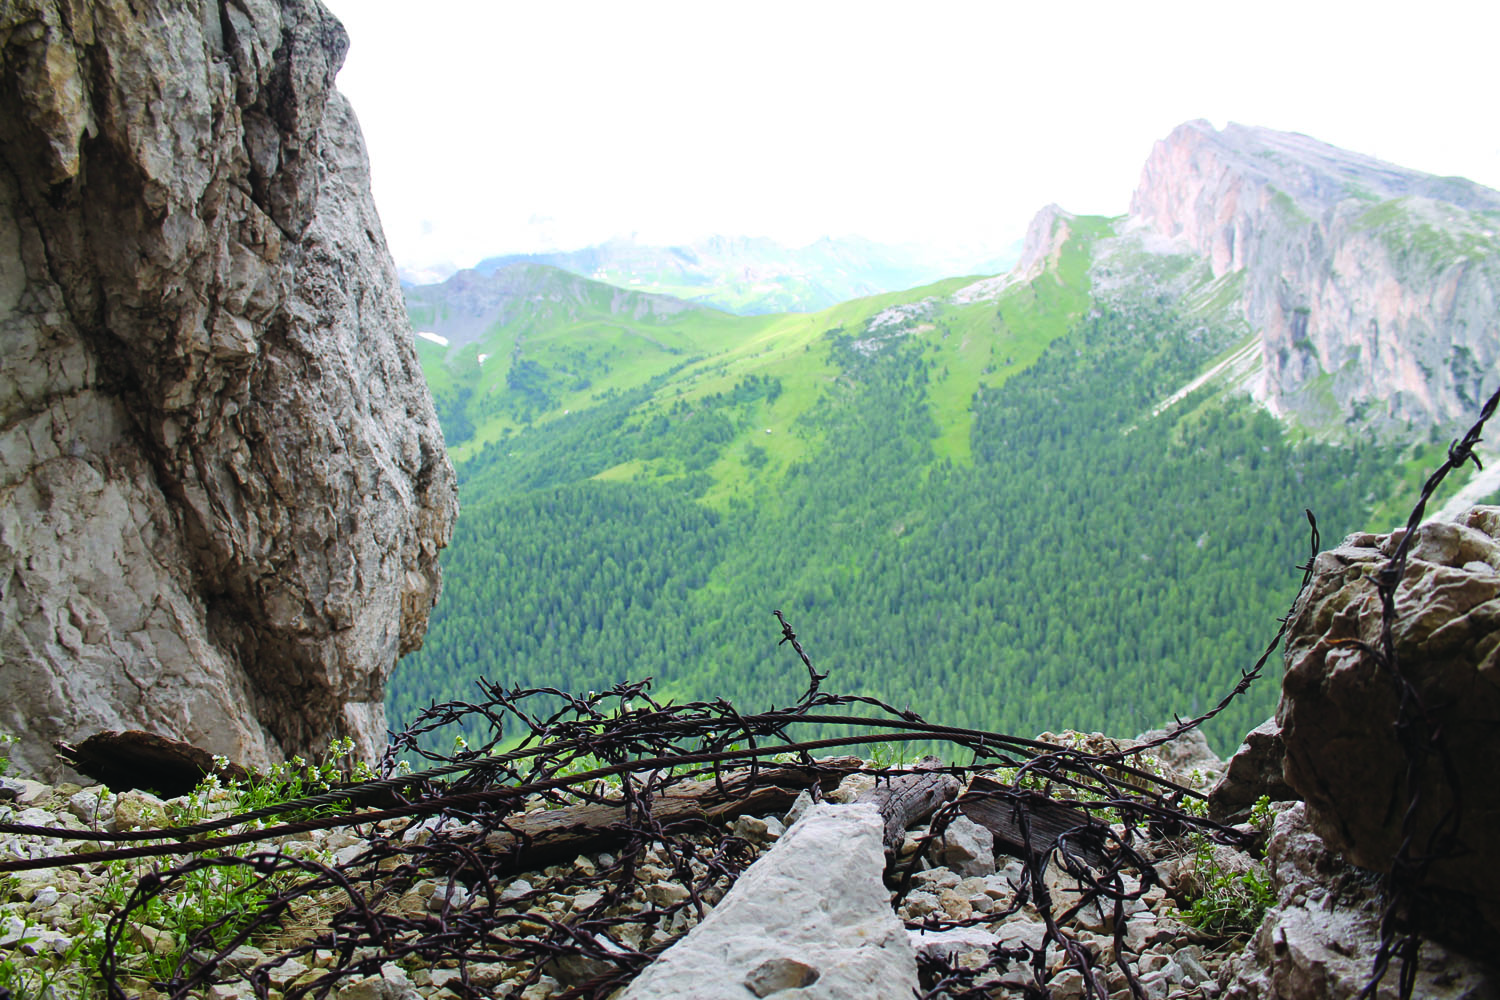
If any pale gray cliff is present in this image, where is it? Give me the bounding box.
[1130,120,1500,436]
[0,0,457,779]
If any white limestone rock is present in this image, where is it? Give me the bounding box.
[933,815,996,877]
[907,925,999,963]
[619,802,918,1000]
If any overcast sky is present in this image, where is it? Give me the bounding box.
[321,0,1500,275]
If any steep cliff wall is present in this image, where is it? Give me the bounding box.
[1130,120,1500,435]
[0,0,457,778]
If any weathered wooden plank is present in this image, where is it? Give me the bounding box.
[956,774,1111,871]
[856,759,962,852]
[480,758,863,870]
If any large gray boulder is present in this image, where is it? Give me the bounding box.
[1279,508,1500,945]
[0,0,456,778]
[1220,803,1497,999]
[619,802,918,1000]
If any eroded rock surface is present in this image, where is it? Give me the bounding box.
[1209,717,1298,823]
[618,802,919,1000]
[1279,508,1500,939]
[1221,803,1498,1000]
[0,0,457,778]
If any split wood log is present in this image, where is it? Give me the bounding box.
[957,774,1110,871]
[855,757,961,853]
[481,758,864,872]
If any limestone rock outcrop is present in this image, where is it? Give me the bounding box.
[1208,717,1297,823]
[0,0,457,779]
[1278,507,1500,941]
[618,802,919,1000]
[1130,120,1500,436]
[951,202,1074,305]
[1221,803,1497,1000]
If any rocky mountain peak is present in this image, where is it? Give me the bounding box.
[1127,120,1500,436]
[1013,204,1075,283]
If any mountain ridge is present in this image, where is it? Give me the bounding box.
[407,262,724,349]
[408,234,1020,317]
[391,120,1500,755]
[1123,119,1500,435]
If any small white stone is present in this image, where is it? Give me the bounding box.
[26,885,59,911]
[732,815,771,842]
[571,889,605,912]
[908,926,999,962]
[1047,967,1087,1000]
[332,844,368,867]
[500,878,534,903]
[0,914,28,947]
[783,790,814,827]
[645,882,691,907]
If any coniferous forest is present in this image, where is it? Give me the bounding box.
[390,294,1407,754]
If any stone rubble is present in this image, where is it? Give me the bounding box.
[4,738,1497,999]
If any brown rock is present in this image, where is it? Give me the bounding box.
[1278,509,1500,930]
[1208,717,1298,823]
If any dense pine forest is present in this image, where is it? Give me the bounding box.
[390,294,1405,754]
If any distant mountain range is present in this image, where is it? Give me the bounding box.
[403,234,1020,323]
[391,121,1500,754]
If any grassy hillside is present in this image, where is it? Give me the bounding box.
[390,221,1481,756]
[433,218,1111,503]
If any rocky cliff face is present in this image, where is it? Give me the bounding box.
[1279,508,1500,951]
[0,0,457,779]
[951,203,1075,304]
[1129,120,1500,436]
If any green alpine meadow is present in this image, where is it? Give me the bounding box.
[388,128,1499,753]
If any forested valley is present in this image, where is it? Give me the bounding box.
[390,294,1408,754]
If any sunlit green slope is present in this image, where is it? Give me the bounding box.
[391,217,1471,756]
[423,220,1111,504]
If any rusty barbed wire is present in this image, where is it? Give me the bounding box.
[1357,382,1500,1000]
[0,513,1331,999]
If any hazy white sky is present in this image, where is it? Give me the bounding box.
[321,0,1500,274]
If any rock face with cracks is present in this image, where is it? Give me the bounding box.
[0,0,457,779]
[1130,120,1500,436]
[1220,803,1498,1000]
[618,802,919,1000]
[1279,506,1500,944]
